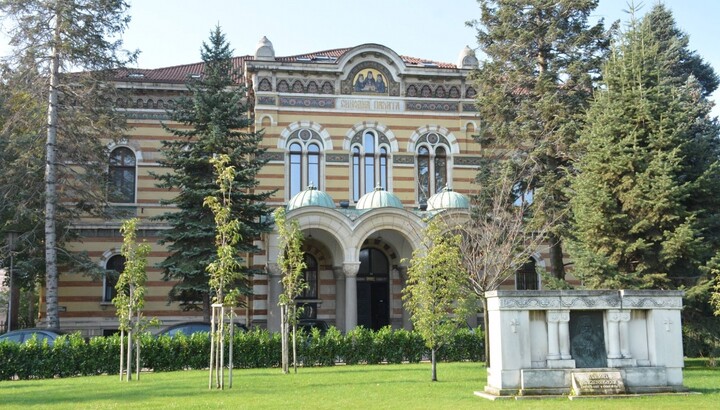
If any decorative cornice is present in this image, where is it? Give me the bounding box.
[487,290,683,311]
[279,96,335,109]
[257,95,276,105]
[393,154,415,164]
[405,101,459,112]
[125,111,170,120]
[454,156,483,166]
[259,152,284,162]
[462,103,478,112]
[326,154,348,163]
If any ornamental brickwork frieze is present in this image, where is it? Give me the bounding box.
[405,84,461,99]
[275,79,335,95]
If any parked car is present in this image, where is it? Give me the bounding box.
[297,319,329,335]
[157,321,248,337]
[0,328,67,346]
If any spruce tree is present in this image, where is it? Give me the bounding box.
[569,6,720,290]
[154,27,272,318]
[470,0,612,280]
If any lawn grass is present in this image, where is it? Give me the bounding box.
[0,360,717,409]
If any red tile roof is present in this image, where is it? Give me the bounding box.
[117,47,456,83]
[116,56,251,83]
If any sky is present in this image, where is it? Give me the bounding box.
[2,1,719,111]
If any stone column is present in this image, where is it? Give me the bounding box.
[343,262,360,332]
[618,311,632,358]
[333,267,346,331]
[546,310,561,360]
[606,310,622,359]
[547,310,575,368]
[396,267,412,330]
[557,311,571,360]
[266,263,283,332]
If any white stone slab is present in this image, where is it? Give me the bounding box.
[572,371,625,395]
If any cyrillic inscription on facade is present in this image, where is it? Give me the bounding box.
[337,98,404,113]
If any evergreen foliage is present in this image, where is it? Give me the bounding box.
[0,0,138,327]
[0,327,485,380]
[469,0,612,280]
[569,5,720,290]
[154,27,273,316]
[402,217,473,381]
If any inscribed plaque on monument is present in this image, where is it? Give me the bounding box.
[569,311,607,368]
[572,371,625,395]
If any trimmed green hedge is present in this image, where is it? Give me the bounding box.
[0,327,484,380]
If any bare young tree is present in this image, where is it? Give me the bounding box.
[113,218,151,382]
[204,154,244,390]
[442,154,559,366]
[273,207,306,374]
[402,217,473,382]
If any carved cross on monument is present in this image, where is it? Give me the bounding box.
[510,319,519,334]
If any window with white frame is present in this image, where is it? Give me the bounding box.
[109,147,136,203]
[416,132,449,203]
[287,129,323,198]
[351,130,389,202]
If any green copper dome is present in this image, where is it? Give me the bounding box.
[426,186,469,211]
[356,185,403,210]
[287,183,335,211]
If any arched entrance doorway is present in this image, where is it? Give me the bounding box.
[357,248,390,330]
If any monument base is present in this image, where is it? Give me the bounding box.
[479,366,687,400]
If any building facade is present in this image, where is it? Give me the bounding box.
[55,38,552,335]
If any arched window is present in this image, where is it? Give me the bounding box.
[300,253,318,299]
[416,132,450,203]
[289,142,302,197]
[516,258,539,290]
[286,129,324,198]
[297,253,318,319]
[104,255,126,302]
[352,130,390,202]
[109,147,136,203]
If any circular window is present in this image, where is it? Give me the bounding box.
[299,129,312,141]
[427,132,439,145]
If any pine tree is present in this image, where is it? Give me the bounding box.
[154,27,273,318]
[470,0,612,280]
[569,5,720,289]
[0,0,137,327]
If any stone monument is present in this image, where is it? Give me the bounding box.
[477,290,687,399]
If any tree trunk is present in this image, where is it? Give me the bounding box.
[292,321,297,374]
[203,293,211,322]
[119,329,125,381]
[135,309,140,381]
[135,338,140,381]
[548,233,566,280]
[481,297,490,369]
[44,8,61,329]
[291,304,298,374]
[126,329,132,382]
[280,304,288,374]
[431,348,437,382]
